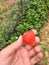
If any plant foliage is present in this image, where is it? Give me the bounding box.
[0,0,49,49]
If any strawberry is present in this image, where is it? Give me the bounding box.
[22,30,36,46]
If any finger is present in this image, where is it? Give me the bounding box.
[32,29,38,35]
[25,37,40,51]
[29,45,42,57]
[34,45,42,52]
[31,52,43,65]
[29,48,36,57]
[25,45,32,51]
[35,36,40,44]
[0,35,23,58]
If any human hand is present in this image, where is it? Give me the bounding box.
[0,30,43,65]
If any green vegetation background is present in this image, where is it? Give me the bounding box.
[0,0,49,50]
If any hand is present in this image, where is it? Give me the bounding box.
[0,30,43,65]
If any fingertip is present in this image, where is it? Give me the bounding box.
[34,45,42,52]
[19,35,22,39]
[17,35,23,45]
[37,52,43,59]
[35,36,40,44]
[18,35,22,41]
[32,29,38,35]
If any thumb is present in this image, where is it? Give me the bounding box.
[0,35,23,57]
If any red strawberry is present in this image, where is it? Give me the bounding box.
[23,30,36,46]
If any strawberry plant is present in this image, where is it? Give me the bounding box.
[15,0,47,34]
[0,2,21,49]
[44,0,49,9]
[0,0,49,50]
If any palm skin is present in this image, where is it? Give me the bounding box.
[0,30,43,65]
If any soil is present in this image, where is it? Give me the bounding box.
[0,0,19,23]
[0,0,18,6]
[0,0,18,14]
[39,10,49,65]
[40,20,49,45]
[40,10,49,49]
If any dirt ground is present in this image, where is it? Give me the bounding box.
[39,11,49,65]
[0,0,18,13]
[40,10,49,48]
[40,20,49,45]
[0,0,19,23]
[0,0,18,6]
